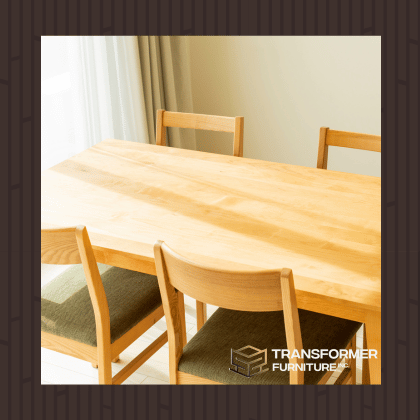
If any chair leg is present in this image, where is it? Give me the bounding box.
[178,292,187,347]
[93,359,118,367]
[97,344,113,385]
[98,359,112,385]
[335,367,352,385]
[349,334,357,385]
[93,356,118,368]
[362,325,371,384]
[196,301,207,331]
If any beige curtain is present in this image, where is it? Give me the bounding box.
[138,36,196,150]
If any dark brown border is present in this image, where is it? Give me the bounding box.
[0,0,417,419]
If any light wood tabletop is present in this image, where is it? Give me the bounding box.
[41,139,381,384]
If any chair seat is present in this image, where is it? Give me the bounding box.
[41,264,162,347]
[178,308,362,385]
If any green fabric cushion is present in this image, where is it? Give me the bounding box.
[178,308,362,385]
[41,264,162,347]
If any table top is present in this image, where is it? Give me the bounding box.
[41,139,381,313]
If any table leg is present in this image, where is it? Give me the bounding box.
[365,311,381,384]
[196,301,207,331]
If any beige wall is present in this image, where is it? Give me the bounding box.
[189,36,381,177]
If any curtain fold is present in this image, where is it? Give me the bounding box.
[42,36,149,171]
[138,36,197,150]
[42,36,194,172]
[77,36,150,146]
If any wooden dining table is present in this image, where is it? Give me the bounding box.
[41,138,381,384]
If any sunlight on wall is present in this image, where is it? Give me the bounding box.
[189,36,381,177]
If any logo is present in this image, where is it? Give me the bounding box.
[230,345,269,378]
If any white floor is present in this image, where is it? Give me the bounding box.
[41,266,364,385]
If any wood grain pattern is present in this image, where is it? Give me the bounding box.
[41,228,82,265]
[156,110,244,157]
[365,310,381,385]
[42,139,381,383]
[163,111,236,132]
[157,241,284,312]
[156,109,166,146]
[362,326,371,385]
[326,130,381,152]
[110,305,165,359]
[153,241,186,385]
[280,269,304,384]
[196,301,207,331]
[349,335,357,385]
[111,331,168,385]
[177,292,188,347]
[75,226,113,384]
[176,372,222,385]
[41,332,98,364]
[317,127,329,170]
[233,116,245,157]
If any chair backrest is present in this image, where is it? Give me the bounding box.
[156,109,245,157]
[153,240,304,384]
[317,127,381,169]
[41,226,111,352]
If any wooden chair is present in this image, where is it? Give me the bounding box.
[154,241,361,385]
[156,110,245,157]
[317,127,379,378]
[317,127,381,169]
[156,109,244,331]
[41,226,170,385]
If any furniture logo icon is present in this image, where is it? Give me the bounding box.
[230,345,269,378]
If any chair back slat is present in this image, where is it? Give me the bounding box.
[156,109,244,157]
[326,129,381,152]
[317,127,381,169]
[156,242,283,312]
[163,111,236,133]
[41,227,82,264]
